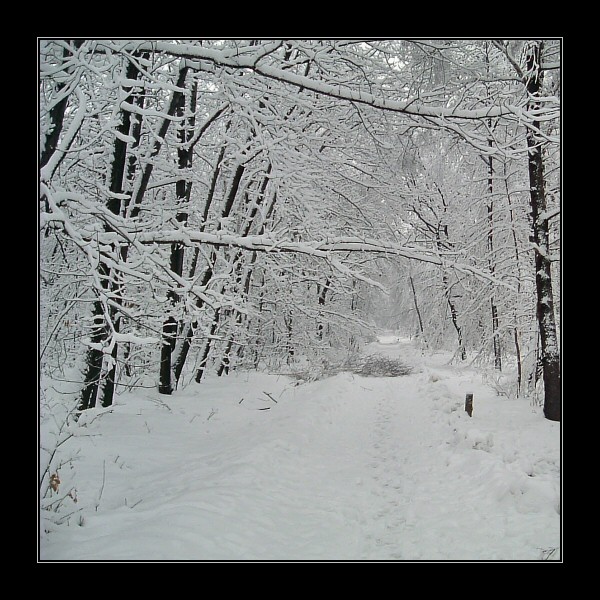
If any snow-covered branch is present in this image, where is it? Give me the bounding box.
[104,41,557,127]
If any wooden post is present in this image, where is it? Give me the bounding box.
[465,393,473,417]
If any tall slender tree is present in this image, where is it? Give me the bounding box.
[523,41,560,421]
[159,64,196,395]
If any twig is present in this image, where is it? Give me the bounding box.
[145,395,173,412]
[79,408,114,427]
[96,460,106,511]
[41,488,77,511]
[263,391,278,403]
[55,506,84,525]
[126,497,143,508]
[39,434,74,491]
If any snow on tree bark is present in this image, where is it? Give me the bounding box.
[524,41,560,422]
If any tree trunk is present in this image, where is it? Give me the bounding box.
[78,299,106,411]
[78,55,145,410]
[217,337,234,376]
[40,40,85,228]
[40,41,84,170]
[434,185,466,361]
[99,56,148,407]
[216,167,274,373]
[484,44,502,371]
[190,163,246,384]
[195,314,220,383]
[159,317,178,394]
[124,62,224,221]
[445,277,466,361]
[159,66,196,395]
[409,273,425,342]
[101,327,120,408]
[490,301,501,370]
[284,310,294,363]
[171,135,229,388]
[179,152,253,385]
[487,152,502,371]
[122,51,150,212]
[173,321,194,386]
[505,165,523,396]
[317,277,330,340]
[514,327,522,397]
[524,41,560,422]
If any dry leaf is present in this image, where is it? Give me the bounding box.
[50,473,60,493]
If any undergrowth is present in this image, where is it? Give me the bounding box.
[288,353,413,383]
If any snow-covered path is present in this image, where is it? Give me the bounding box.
[356,337,560,560]
[40,335,561,561]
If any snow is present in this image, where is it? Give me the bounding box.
[39,334,561,562]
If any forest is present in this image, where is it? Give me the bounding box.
[39,39,561,560]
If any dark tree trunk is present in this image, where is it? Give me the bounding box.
[122,51,150,212]
[524,41,560,422]
[217,166,273,374]
[445,278,466,361]
[217,337,234,377]
[173,321,194,385]
[105,53,149,395]
[514,327,522,397]
[40,40,84,170]
[159,317,178,394]
[505,168,523,395]
[409,273,425,341]
[125,64,227,221]
[284,311,294,362]
[177,150,246,386]
[78,299,106,411]
[102,325,120,407]
[433,185,466,361]
[79,55,145,410]
[171,135,229,388]
[99,57,148,407]
[317,277,330,340]
[40,94,69,175]
[40,40,85,229]
[195,315,220,383]
[190,163,246,384]
[491,301,501,370]
[487,152,502,371]
[173,258,214,386]
[484,44,502,371]
[159,67,196,395]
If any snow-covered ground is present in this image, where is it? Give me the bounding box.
[39,334,561,561]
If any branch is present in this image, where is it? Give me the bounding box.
[105,41,548,124]
[538,207,560,224]
[492,40,524,81]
